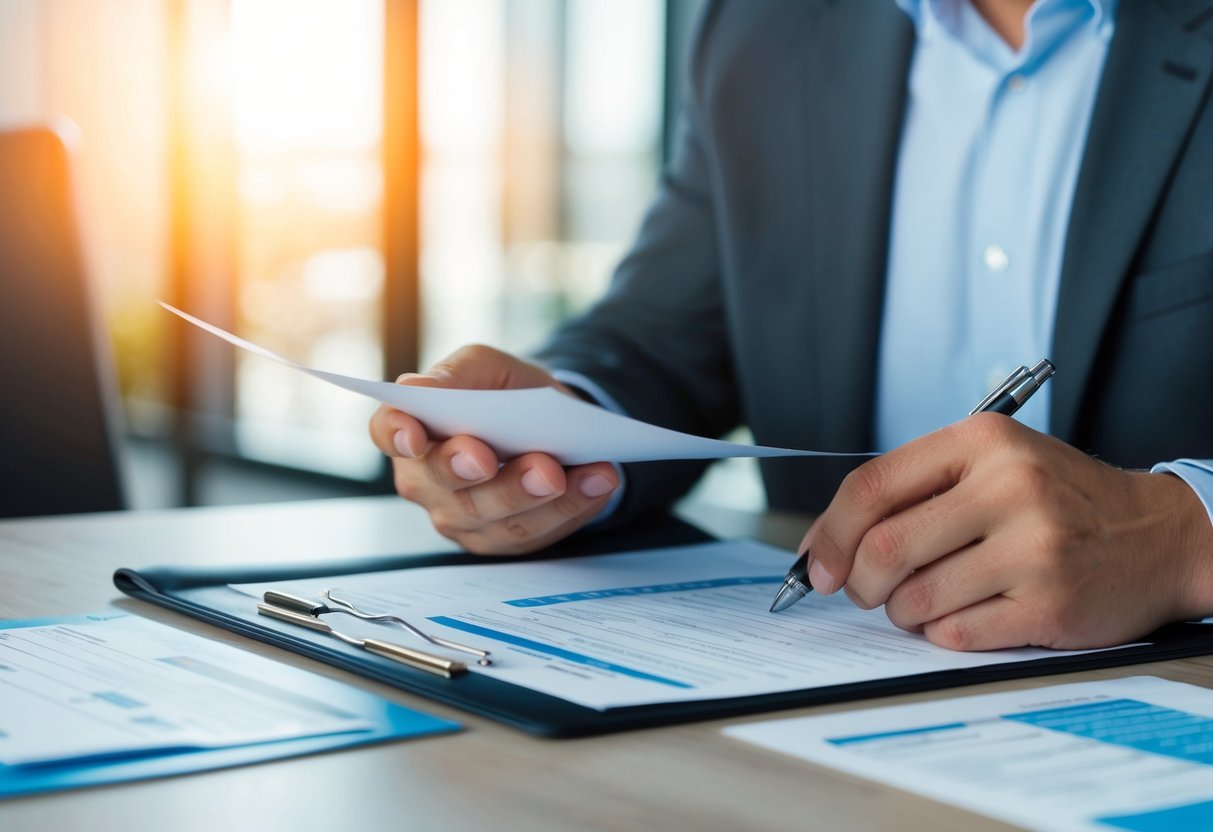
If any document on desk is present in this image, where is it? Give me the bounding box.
[233,540,1102,711]
[161,303,867,465]
[0,612,458,798]
[725,676,1213,832]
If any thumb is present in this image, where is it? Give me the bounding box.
[397,344,558,391]
[394,369,456,390]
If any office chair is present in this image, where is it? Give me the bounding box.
[0,124,126,517]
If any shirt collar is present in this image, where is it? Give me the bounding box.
[894,0,1117,71]
[894,0,1118,34]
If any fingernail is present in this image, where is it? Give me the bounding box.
[393,430,416,458]
[808,559,836,594]
[579,473,615,498]
[451,452,487,481]
[521,468,558,498]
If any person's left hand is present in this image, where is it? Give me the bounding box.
[803,413,1213,650]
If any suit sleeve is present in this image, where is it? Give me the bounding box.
[532,3,740,524]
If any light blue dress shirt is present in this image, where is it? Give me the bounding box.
[878,0,1213,526]
[878,0,1113,444]
[561,0,1213,533]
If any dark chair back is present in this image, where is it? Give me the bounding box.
[0,125,126,517]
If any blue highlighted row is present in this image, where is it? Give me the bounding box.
[831,699,1213,764]
[825,700,1213,832]
[827,722,970,747]
[503,576,782,608]
[427,616,693,689]
[1005,698,1213,766]
[1097,799,1213,832]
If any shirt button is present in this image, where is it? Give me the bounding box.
[1007,74,1027,92]
[984,245,1010,272]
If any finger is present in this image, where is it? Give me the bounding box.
[457,465,620,555]
[371,360,516,460]
[369,371,456,457]
[843,474,994,609]
[921,595,1035,651]
[883,539,1016,632]
[393,370,450,389]
[436,453,571,530]
[808,415,1011,593]
[423,435,504,489]
[369,404,430,458]
[437,460,617,533]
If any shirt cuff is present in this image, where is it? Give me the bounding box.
[1150,458,1213,529]
[550,369,627,523]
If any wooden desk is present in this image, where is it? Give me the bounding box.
[2,496,1210,831]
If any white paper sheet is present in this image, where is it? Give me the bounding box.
[725,676,1213,832]
[162,303,869,465]
[234,540,1101,711]
[0,613,372,767]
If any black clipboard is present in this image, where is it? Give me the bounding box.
[115,514,1213,737]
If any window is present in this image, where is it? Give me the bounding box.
[229,0,386,480]
[417,0,664,366]
[1,1,761,511]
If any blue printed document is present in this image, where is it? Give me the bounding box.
[0,612,458,798]
[232,540,1106,711]
[725,676,1213,832]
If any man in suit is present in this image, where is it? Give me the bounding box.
[370,0,1213,650]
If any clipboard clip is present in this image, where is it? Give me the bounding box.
[262,589,492,666]
[256,591,486,679]
[258,600,466,678]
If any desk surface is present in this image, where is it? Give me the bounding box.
[2,496,1211,831]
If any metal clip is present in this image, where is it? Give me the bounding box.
[323,590,492,666]
[257,601,467,679]
[969,365,1030,416]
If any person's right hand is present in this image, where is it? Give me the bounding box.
[368,344,620,555]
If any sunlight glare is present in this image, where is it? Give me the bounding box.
[229,0,382,153]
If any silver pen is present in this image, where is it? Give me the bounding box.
[768,359,1056,614]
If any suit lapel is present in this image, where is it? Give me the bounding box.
[804,2,914,449]
[1051,1,1213,442]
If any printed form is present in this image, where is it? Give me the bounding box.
[725,676,1213,832]
[234,540,1101,710]
[0,613,373,767]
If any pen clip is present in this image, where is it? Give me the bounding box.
[969,365,1030,416]
[1024,359,1056,389]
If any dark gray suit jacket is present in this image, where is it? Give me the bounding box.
[536,0,1213,522]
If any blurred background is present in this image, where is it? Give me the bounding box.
[0,0,763,514]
